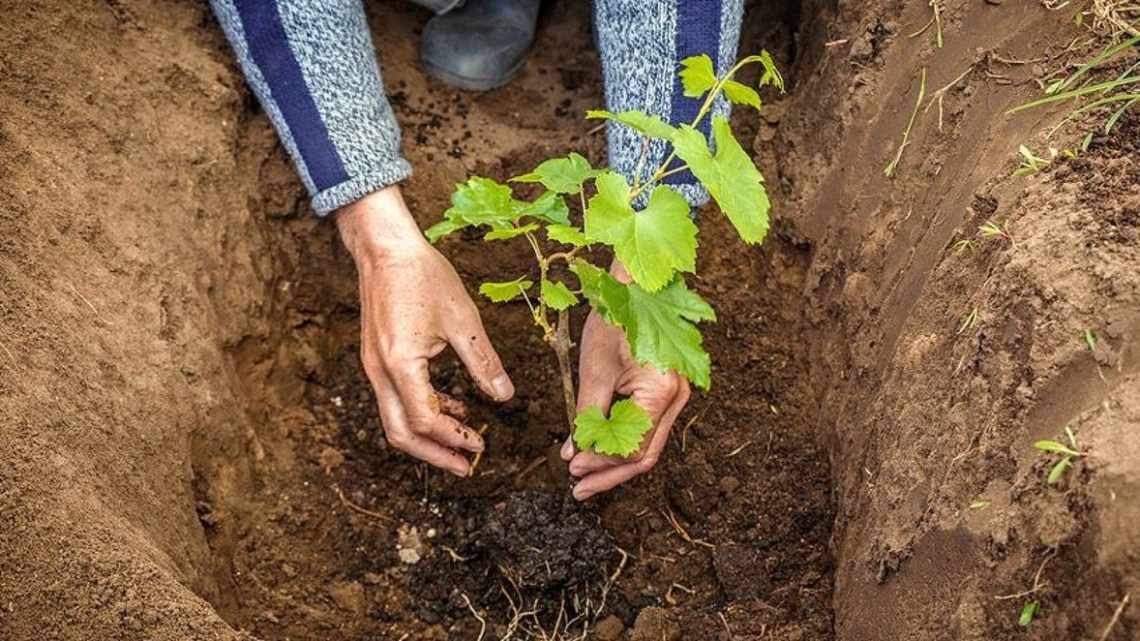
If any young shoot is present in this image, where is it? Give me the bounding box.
[1034,427,1083,485]
[426,52,782,457]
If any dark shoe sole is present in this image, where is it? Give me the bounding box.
[422,55,526,92]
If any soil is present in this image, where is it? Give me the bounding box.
[0,1,1136,641]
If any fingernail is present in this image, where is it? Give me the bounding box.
[572,486,589,501]
[491,374,514,400]
[560,438,574,461]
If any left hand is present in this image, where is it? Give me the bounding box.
[559,262,691,501]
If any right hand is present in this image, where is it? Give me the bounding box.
[336,186,515,476]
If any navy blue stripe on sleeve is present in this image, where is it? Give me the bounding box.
[234,0,349,191]
[664,0,723,186]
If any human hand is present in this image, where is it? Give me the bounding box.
[337,186,515,476]
[559,262,690,501]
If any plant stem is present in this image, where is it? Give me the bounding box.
[526,229,575,432]
[549,309,577,433]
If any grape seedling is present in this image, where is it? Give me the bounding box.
[428,53,783,457]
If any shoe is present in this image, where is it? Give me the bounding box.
[420,0,541,91]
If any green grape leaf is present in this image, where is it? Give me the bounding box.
[585,109,677,141]
[511,152,601,194]
[427,178,569,242]
[723,79,762,110]
[541,279,578,311]
[679,54,717,98]
[479,277,533,302]
[569,260,613,320]
[515,190,571,225]
[485,223,539,240]
[580,270,714,389]
[584,172,697,292]
[443,177,519,229]
[573,399,654,456]
[756,50,785,92]
[671,115,770,245]
[546,224,590,247]
[736,52,785,92]
[425,219,464,243]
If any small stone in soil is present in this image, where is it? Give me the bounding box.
[593,614,625,641]
[630,607,680,641]
[719,476,741,495]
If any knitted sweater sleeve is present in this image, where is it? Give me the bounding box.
[209,0,412,215]
[593,0,744,208]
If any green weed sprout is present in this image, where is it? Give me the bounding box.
[1009,35,1140,137]
[426,53,783,457]
[1034,426,1083,484]
[1019,600,1039,626]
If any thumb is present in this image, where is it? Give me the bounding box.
[450,315,514,402]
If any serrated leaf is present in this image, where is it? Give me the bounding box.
[425,219,464,243]
[569,260,613,320]
[1047,457,1072,484]
[541,279,578,311]
[671,116,770,244]
[679,54,717,98]
[584,172,697,292]
[511,152,601,194]
[573,399,654,456]
[586,110,678,141]
[754,51,785,92]
[723,79,762,110]
[607,275,715,388]
[1019,601,1038,627]
[444,177,520,230]
[485,223,539,240]
[546,224,590,248]
[1033,440,1080,457]
[430,178,568,241]
[570,263,714,388]
[516,190,571,225]
[479,277,533,302]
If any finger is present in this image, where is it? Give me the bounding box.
[394,431,474,477]
[424,412,485,453]
[568,449,624,477]
[432,391,468,419]
[576,367,616,414]
[449,315,514,401]
[368,371,476,476]
[390,358,485,453]
[560,435,575,461]
[573,385,688,500]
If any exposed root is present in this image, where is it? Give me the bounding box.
[994,548,1057,600]
[334,486,393,523]
[1099,592,1131,641]
[462,593,488,641]
[661,506,716,549]
[1087,0,1140,38]
[469,423,492,476]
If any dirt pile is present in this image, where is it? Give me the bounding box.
[1,0,1137,640]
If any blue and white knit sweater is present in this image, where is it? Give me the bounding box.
[210,0,743,216]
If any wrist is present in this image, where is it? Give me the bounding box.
[336,185,429,262]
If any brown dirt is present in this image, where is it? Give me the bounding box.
[0,1,1136,641]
